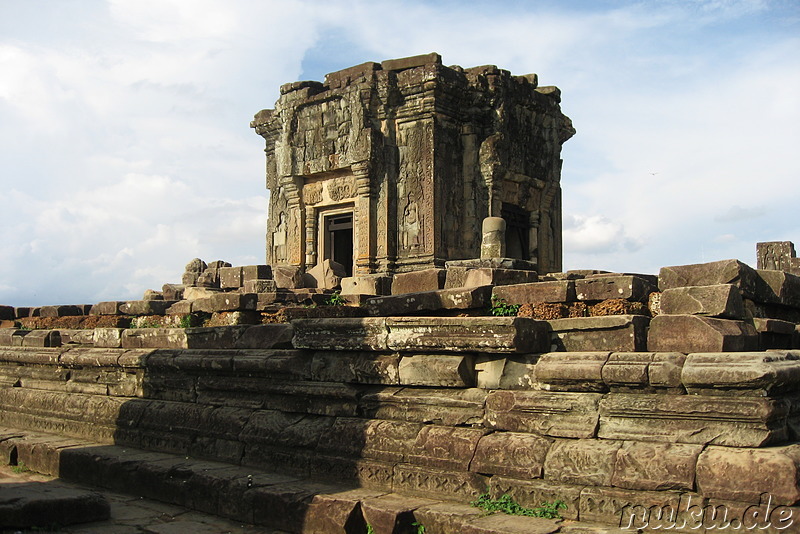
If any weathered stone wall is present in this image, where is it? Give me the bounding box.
[252,53,574,276]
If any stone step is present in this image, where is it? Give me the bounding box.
[0,427,589,534]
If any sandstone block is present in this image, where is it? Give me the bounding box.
[579,486,683,527]
[58,329,94,345]
[360,388,486,427]
[161,284,185,301]
[0,329,28,346]
[311,352,400,384]
[165,300,192,315]
[391,269,446,295]
[243,279,277,293]
[462,514,561,534]
[292,318,389,351]
[317,418,421,463]
[598,393,788,447]
[611,441,702,491]
[757,269,800,308]
[392,464,487,500]
[233,324,293,349]
[535,352,609,392]
[696,445,800,505]
[182,287,221,301]
[0,305,14,320]
[399,354,475,387]
[305,259,347,290]
[381,51,441,71]
[340,274,392,296]
[602,352,686,392]
[122,325,251,349]
[754,318,796,349]
[544,438,621,486]
[14,307,32,318]
[20,330,61,347]
[485,390,602,438]
[463,268,539,288]
[119,300,176,316]
[242,264,272,281]
[659,259,772,302]
[647,314,758,352]
[181,271,199,286]
[385,316,550,353]
[447,258,538,271]
[659,284,746,319]
[412,503,486,534]
[548,315,649,352]
[302,489,385,534]
[575,275,656,302]
[681,351,800,396]
[360,494,440,534]
[471,432,553,479]
[407,425,487,470]
[366,286,492,316]
[40,305,83,318]
[492,280,576,305]
[475,354,535,390]
[272,265,304,289]
[193,293,257,313]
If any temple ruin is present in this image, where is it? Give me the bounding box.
[251,53,574,287]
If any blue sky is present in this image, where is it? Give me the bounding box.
[1,0,798,306]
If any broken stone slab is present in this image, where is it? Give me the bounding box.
[340,274,392,296]
[310,351,400,384]
[39,305,84,318]
[121,326,252,349]
[161,284,185,301]
[292,318,389,351]
[598,392,788,447]
[386,316,550,353]
[192,293,257,313]
[446,258,538,271]
[475,354,544,390]
[485,390,602,438]
[575,275,657,302]
[301,488,389,534]
[360,387,486,427]
[535,352,610,392]
[165,300,192,315]
[681,351,800,396]
[398,354,475,387]
[391,269,447,295]
[305,259,347,290]
[547,315,649,352]
[492,280,576,305]
[601,352,686,392]
[659,259,778,304]
[611,441,703,492]
[544,438,622,486]
[757,269,800,309]
[20,330,61,348]
[272,265,304,289]
[754,317,796,349]
[365,285,492,316]
[659,283,747,319]
[119,300,177,316]
[243,279,277,293]
[696,444,800,505]
[647,314,758,352]
[470,431,553,479]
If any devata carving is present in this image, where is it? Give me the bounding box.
[252,53,574,276]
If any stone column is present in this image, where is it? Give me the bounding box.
[304,205,316,268]
[481,217,506,259]
[353,161,375,274]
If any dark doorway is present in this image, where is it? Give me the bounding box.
[326,213,354,277]
[501,203,530,260]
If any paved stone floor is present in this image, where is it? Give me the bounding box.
[0,465,284,533]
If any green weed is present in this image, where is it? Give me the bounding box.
[324,291,347,306]
[11,462,31,474]
[470,493,566,519]
[489,295,520,317]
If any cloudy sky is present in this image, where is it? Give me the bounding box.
[1,0,798,306]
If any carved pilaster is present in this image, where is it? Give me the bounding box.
[352,161,375,274]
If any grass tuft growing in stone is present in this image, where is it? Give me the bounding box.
[470,493,566,519]
[489,296,520,317]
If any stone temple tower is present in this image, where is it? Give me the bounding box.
[251,53,574,286]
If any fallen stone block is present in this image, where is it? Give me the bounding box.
[485,390,602,438]
[647,314,758,352]
[575,275,656,302]
[544,438,622,486]
[535,352,610,392]
[492,280,576,305]
[601,352,686,392]
[399,354,475,387]
[696,444,800,505]
[659,259,777,304]
[366,285,492,316]
[340,274,392,296]
[681,351,800,396]
[659,283,746,319]
[758,269,800,309]
[161,284,185,301]
[598,392,788,447]
[20,330,61,347]
[753,317,796,349]
[243,279,277,293]
[471,431,553,479]
[292,318,389,351]
[216,266,242,289]
[182,287,222,301]
[272,265,304,289]
[119,300,177,316]
[165,300,192,315]
[242,264,272,281]
[360,387,486,427]
[0,329,28,346]
[193,293,257,313]
[386,316,550,353]
[611,441,702,492]
[39,305,84,318]
[304,259,347,290]
[391,268,446,295]
[548,315,649,352]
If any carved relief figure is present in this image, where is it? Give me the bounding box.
[328,177,354,201]
[400,200,421,250]
[272,212,288,262]
[304,182,323,205]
